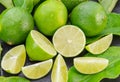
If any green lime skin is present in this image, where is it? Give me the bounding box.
[70,1,107,37]
[34,0,68,36]
[25,30,56,61]
[0,7,34,45]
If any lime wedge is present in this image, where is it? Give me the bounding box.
[1,45,26,74]
[53,25,86,57]
[86,34,113,54]
[74,57,109,74]
[22,59,53,79]
[51,54,68,82]
[26,30,57,61]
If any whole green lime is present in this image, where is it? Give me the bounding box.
[34,0,68,36]
[0,7,34,45]
[70,1,107,37]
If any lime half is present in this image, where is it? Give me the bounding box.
[74,57,109,74]
[1,45,26,74]
[53,25,86,57]
[51,54,68,82]
[26,30,57,61]
[86,34,113,54]
[22,59,53,79]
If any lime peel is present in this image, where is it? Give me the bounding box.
[1,45,26,74]
[26,30,57,61]
[22,59,53,79]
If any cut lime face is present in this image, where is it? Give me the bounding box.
[53,25,86,57]
[22,59,53,79]
[26,30,57,61]
[51,54,68,82]
[86,34,113,54]
[74,57,109,74]
[1,45,26,74]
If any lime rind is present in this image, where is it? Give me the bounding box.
[1,45,26,74]
[22,59,53,79]
[26,30,57,61]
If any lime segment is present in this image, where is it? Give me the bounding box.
[26,30,57,61]
[51,54,68,82]
[86,34,113,54]
[1,45,26,74]
[74,57,109,74]
[22,59,53,79]
[53,25,86,57]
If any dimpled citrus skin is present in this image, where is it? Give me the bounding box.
[70,1,107,37]
[34,0,68,36]
[0,7,34,45]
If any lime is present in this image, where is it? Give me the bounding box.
[22,59,53,79]
[34,0,68,36]
[70,1,107,37]
[51,54,68,82]
[1,45,26,74]
[0,7,34,45]
[61,0,88,12]
[86,34,113,54]
[74,57,109,74]
[26,30,57,61]
[53,25,86,57]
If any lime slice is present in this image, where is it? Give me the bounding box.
[74,57,109,74]
[86,34,113,54]
[53,25,86,57]
[51,54,68,82]
[26,30,57,61]
[22,59,53,79]
[1,45,26,74]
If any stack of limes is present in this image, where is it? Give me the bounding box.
[0,0,113,81]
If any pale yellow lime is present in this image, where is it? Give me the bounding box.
[22,59,53,79]
[86,34,113,54]
[53,25,86,57]
[74,57,109,74]
[51,54,68,82]
[1,45,26,74]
